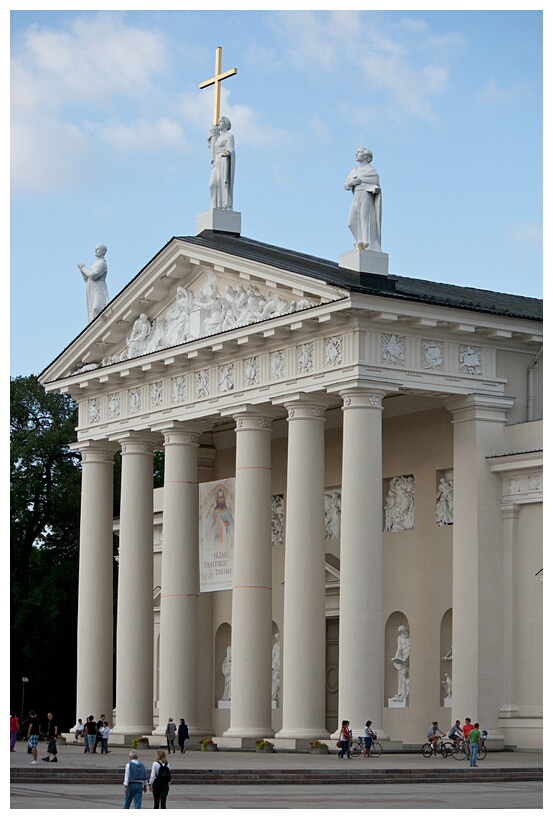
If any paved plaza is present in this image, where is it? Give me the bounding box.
[10,743,543,810]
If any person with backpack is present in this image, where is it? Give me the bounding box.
[123,749,148,809]
[149,749,172,809]
[177,718,189,753]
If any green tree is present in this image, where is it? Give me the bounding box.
[10,376,81,727]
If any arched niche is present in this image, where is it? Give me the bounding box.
[215,622,231,707]
[271,621,281,706]
[385,612,411,708]
[440,608,453,707]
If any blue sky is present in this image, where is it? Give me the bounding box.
[9,5,543,377]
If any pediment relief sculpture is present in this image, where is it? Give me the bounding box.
[79,273,320,372]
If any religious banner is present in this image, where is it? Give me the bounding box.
[199,478,235,592]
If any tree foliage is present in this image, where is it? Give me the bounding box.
[10,376,81,726]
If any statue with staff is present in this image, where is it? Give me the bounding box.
[199,47,237,210]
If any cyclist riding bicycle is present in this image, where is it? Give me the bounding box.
[447,719,463,748]
[427,721,445,749]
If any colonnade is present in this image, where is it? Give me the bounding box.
[73,389,512,742]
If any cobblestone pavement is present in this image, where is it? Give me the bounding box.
[10,743,543,810]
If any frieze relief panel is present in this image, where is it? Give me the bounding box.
[384,475,415,532]
[360,329,495,381]
[271,495,284,546]
[324,490,341,540]
[92,270,327,369]
[108,392,121,420]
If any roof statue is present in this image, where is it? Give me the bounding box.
[339,148,388,277]
[199,47,238,215]
[77,244,109,324]
[344,148,382,251]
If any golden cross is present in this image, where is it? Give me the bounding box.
[199,46,238,126]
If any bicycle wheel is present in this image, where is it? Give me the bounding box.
[421,743,433,758]
[477,745,487,760]
[350,741,362,758]
[441,741,454,758]
[370,741,382,758]
[452,743,468,760]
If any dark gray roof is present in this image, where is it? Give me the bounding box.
[185,231,542,321]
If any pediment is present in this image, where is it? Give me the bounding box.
[41,237,348,384]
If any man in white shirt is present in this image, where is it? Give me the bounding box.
[123,750,148,809]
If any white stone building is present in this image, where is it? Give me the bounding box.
[39,225,542,751]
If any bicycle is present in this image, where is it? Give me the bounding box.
[350,736,382,758]
[421,736,454,758]
[452,738,487,761]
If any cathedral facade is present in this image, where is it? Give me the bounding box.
[39,229,543,750]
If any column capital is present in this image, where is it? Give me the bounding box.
[157,423,202,447]
[69,439,119,463]
[445,393,514,423]
[499,503,522,519]
[275,392,329,422]
[339,386,388,411]
[233,412,274,432]
[116,431,159,455]
[151,419,203,436]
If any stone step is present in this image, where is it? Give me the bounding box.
[11,768,542,786]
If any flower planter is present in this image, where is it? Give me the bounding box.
[57,737,67,746]
[310,747,328,755]
[205,743,217,751]
[136,742,149,751]
[256,746,274,753]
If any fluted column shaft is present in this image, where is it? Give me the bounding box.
[155,426,201,733]
[113,435,155,736]
[276,398,328,739]
[73,441,117,722]
[337,388,386,738]
[224,412,274,737]
[445,395,513,736]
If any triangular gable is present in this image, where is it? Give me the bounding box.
[40,236,348,384]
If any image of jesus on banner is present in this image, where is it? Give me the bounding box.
[199,479,235,592]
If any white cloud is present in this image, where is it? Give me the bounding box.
[99,117,186,153]
[270,10,461,128]
[510,222,542,244]
[180,88,290,148]
[11,13,171,193]
[479,79,532,106]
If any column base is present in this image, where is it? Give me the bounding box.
[112,724,154,737]
[271,737,314,751]
[214,736,258,750]
[223,727,275,739]
[275,727,329,740]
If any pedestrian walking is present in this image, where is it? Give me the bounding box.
[10,712,19,752]
[149,749,172,809]
[123,749,148,809]
[26,710,40,765]
[164,717,177,754]
[42,712,59,762]
[100,721,110,754]
[338,719,351,759]
[177,718,189,753]
[93,714,105,753]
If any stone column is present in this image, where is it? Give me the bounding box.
[276,396,328,740]
[224,411,274,739]
[113,434,157,737]
[445,394,513,741]
[154,424,201,735]
[72,441,118,722]
[499,503,520,715]
[337,387,387,739]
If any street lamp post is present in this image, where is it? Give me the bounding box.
[21,677,29,725]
